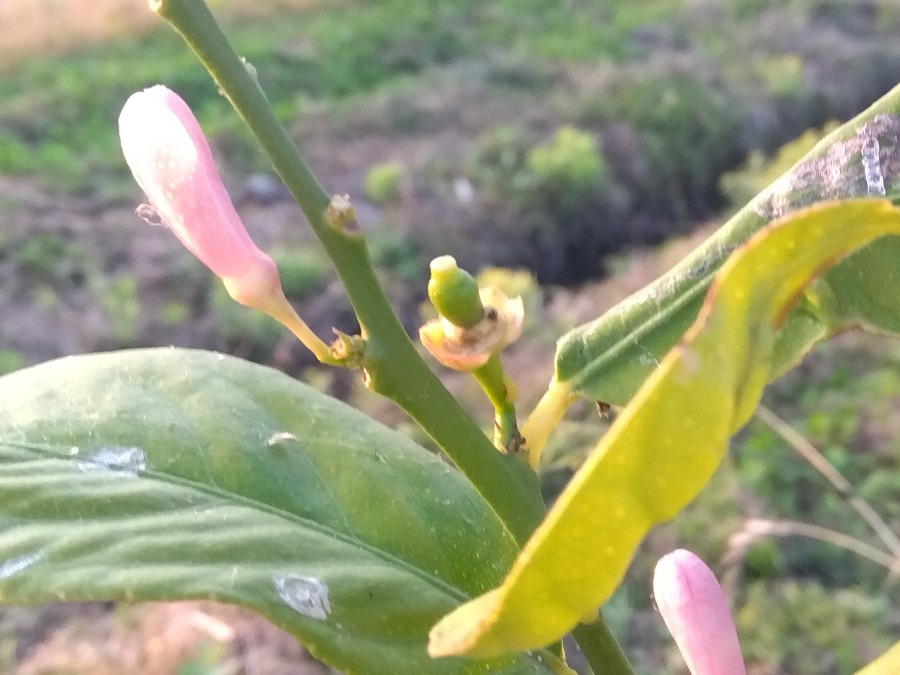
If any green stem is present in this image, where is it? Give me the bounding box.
[152,0,546,543]
[472,355,522,453]
[572,616,635,675]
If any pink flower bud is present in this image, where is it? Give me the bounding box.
[118,84,279,310]
[653,549,746,675]
[119,85,333,363]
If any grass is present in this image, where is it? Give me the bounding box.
[10,0,897,285]
[5,0,898,203]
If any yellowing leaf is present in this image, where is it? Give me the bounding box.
[854,641,900,675]
[428,199,900,658]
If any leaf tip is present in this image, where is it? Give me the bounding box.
[427,589,503,658]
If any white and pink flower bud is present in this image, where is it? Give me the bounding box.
[653,549,746,675]
[119,85,331,361]
[119,85,279,302]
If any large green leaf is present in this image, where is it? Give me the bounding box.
[0,349,558,675]
[555,84,900,406]
[428,200,900,658]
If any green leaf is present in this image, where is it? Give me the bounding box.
[0,348,556,675]
[428,200,900,658]
[555,83,900,406]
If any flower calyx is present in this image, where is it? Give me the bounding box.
[419,256,523,371]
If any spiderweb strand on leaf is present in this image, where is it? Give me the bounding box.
[757,114,900,220]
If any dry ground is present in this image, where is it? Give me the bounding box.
[0,0,320,67]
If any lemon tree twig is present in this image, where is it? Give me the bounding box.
[755,405,900,559]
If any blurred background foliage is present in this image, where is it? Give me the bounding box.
[0,0,898,673]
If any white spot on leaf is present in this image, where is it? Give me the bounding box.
[267,432,298,447]
[638,351,658,366]
[862,137,886,196]
[274,574,330,620]
[78,446,147,477]
[0,552,40,580]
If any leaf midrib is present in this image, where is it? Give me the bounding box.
[0,439,472,603]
